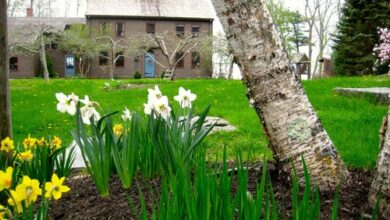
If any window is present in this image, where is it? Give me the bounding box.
[10,57,18,71]
[146,23,155,34]
[116,23,124,37]
[116,52,125,67]
[191,52,200,68]
[176,52,184,68]
[176,25,184,37]
[192,25,200,35]
[99,51,108,66]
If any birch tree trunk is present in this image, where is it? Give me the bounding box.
[39,36,49,81]
[211,0,349,191]
[0,0,12,139]
[369,107,390,219]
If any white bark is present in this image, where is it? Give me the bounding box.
[211,0,349,191]
[369,107,390,219]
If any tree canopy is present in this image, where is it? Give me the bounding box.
[332,0,390,76]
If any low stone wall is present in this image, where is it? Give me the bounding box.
[333,87,390,104]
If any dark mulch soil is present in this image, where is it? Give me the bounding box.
[49,167,377,220]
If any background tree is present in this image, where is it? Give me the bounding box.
[211,0,349,190]
[288,11,309,54]
[333,0,390,76]
[1,0,12,139]
[60,24,99,77]
[9,22,56,81]
[129,31,205,80]
[303,0,319,79]
[313,0,338,76]
[267,0,309,57]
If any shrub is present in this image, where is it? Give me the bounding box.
[160,70,166,79]
[39,53,57,78]
[133,71,142,79]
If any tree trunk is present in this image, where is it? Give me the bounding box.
[0,0,12,140]
[369,107,390,219]
[211,0,349,191]
[39,36,49,81]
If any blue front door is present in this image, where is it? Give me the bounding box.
[144,53,155,78]
[65,55,75,77]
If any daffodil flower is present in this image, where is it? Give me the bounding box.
[45,174,70,200]
[80,95,101,125]
[113,124,124,137]
[0,137,14,152]
[23,135,37,150]
[51,136,62,150]
[154,96,172,120]
[56,92,78,116]
[147,85,163,102]
[174,87,197,108]
[144,102,153,115]
[18,176,42,206]
[0,167,13,191]
[18,150,33,161]
[8,188,25,214]
[121,107,132,121]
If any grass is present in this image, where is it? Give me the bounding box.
[10,75,390,169]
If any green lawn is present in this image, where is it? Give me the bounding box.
[10,76,390,168]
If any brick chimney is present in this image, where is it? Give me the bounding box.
[26,8,33,17]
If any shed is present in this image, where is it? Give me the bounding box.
[291,53,310,80]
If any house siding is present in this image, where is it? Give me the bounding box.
[87,18,212,78]
[9,54,38,78]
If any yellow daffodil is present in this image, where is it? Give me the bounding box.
[113,124,124,137]
[45,174,70,200]
[51,136,62,150]
[0,137,14,152]
[18,150,33,161]
[0,204,7,219]
[18,176,42,206]
[37,137,46,147]
[7,187,26,214]
[0,167,13,191]
[23,135,37,150]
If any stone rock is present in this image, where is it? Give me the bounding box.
[333,87,390,104]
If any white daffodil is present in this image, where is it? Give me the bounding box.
[147,85,162,102]
[174,87,197,108]
[56,92,78,115]
[121,107,132,121]
[80,95,101,125]
[154,96,171,120]
[144,102,153,115]
[80,106,101,125]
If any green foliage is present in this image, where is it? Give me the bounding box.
[267,0,309,56]
[72,108,115,197]
[332,0,390,76]
[134,71,142,79]
[10,77,390,168]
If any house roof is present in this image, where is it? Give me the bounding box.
[8,17,86,44]
[291,53,310,64]
[86,0,214,20]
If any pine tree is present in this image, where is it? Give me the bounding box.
[332,0,390,76]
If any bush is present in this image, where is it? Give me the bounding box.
[133,71,142,79]
[39,53,57,78]
[160,70,166,79]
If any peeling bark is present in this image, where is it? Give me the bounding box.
[369,107,390,219]
[211,0,349,191]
